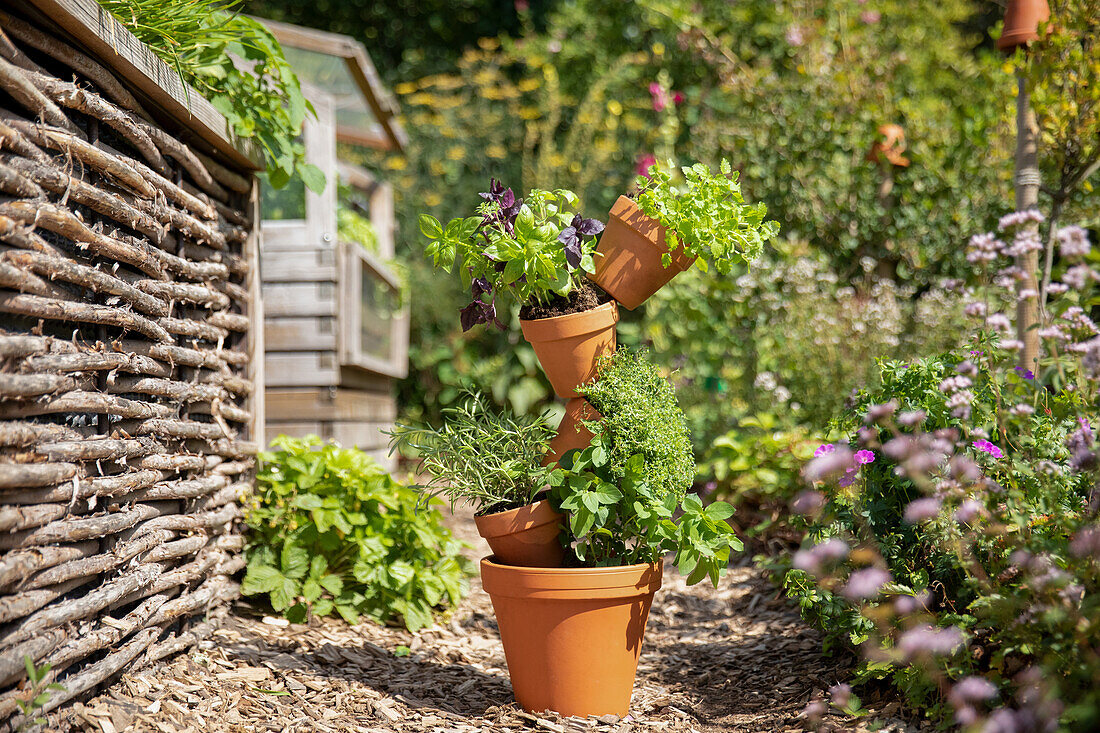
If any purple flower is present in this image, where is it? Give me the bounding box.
[955,500,984,524]
[791,490,826,515]
[897,625,964,660]
[1014,366,1035,380]
[814,443,836,458]
[837,467,858,488]
[950,677,998,704]
[803,446,855,483]
[898,410,926,428]
[904,497,942,524]
[854,450,875,465]
[864,400,898,424]
[793,541,848,577]
[829,683,852,708]
[894,593,930,615]
[972,440,1005,459]
[860,10,881,24]
[843,567,891,601]
[1070,526,1100,559]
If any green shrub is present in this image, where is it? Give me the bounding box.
[578,348,694,502]
[243,435,473,631]
[701,412,821,536]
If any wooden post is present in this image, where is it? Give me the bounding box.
[1013,73,1042,370]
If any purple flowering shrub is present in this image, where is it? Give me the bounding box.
[787,219,1100,731]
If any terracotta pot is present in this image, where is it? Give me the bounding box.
[474,499,564,567]
[589,196,696,310]
[543,398,601,466]
[997,0,1050,51]
[481,558,662,717]
[520,302,619,399]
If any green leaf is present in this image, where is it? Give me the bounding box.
[418,214,444,240]
[280,543,309,579]
[299,163,326,194]
[704,502,735,521]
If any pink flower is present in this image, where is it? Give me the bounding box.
[854,449,875,465]
[648,82,669,112]
[972,440,1004,459]
[635,154,657,178]
[672,91,685,105]
[814,443,836,458]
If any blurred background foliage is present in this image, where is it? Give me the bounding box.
[244,0,1077,499]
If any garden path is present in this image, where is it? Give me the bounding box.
[47,511,924,733]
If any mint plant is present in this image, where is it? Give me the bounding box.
[418,182,604,330]
[549,436,742,585]
[388,391,556,514]
[635,159,779,274]
[243,435,472,631]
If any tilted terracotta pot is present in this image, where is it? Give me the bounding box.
[480,558,663,717]
[997,0,1050,51]
[543,398,601,466]
[474,499,564,568]
[520,302,618,399]
[589,196,696,310]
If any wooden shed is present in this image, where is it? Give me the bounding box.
[258,19,408,468]
[0,0,262,722]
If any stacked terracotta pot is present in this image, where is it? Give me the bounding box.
[483,196,694,718]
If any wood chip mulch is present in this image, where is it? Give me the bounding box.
[44,513,931,733]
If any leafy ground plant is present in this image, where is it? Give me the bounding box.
[577,348,694,502]
[97,0,323,191]
[387,391,555,514]
[419,182,604,330]
[243,435,472,632]
[634,159,779,274]
[14,657,63,731]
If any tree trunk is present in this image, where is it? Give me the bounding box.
[1014,73,1042,370]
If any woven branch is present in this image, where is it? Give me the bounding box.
[0,14,255,715]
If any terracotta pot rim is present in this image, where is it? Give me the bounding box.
[474,498,561,539]
[607,196,696,272]
[519,301,619,341]
[481,556,663,598]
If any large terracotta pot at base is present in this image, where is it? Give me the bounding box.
[520,302,619,399]
[474,499,564,567]
[480,557,662,717]
[543,398,601,466]
[997,0,1050,50]
[589,196,696,310]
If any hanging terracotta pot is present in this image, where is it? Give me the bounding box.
[588,196,696,310]
[997,0,1050,51]
[474,499,564,568]
[480,558,663,717]
[520,302,619,399]
[543,398,601,466]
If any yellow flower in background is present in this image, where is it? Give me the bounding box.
[425,193,443,207]
[446,146,466,161]
[486,144,507,159]
[385,156,408,170]
[429,160,445,176]
[407,92,434,107]
[478,37,500,51]
[652,42,665,56]
[519,106,541,120]
[607,100,623,116]
[517,78,541,92]
[394,82,418,95]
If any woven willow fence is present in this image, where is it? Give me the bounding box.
[0,7,258,725]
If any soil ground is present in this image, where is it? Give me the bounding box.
[46,510,928,733]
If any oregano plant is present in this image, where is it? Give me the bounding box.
[635,159,779,274]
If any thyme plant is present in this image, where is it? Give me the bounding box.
[388,391,555,514]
